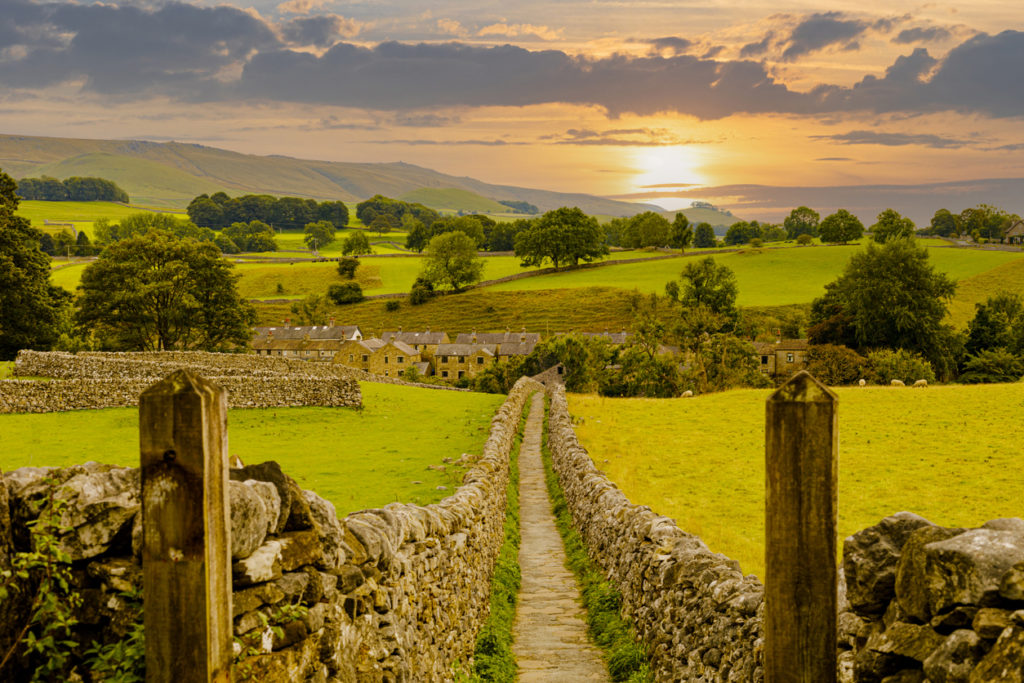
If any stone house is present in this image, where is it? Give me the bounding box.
[753,339,809,381]
[434,343,498,380]
[1003,220,1024,245]
[380,330,450,361]
[333,339,422,377]
[252,323,362,361]
[455,329,541,347]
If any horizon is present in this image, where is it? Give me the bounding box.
[2,0,1023,221]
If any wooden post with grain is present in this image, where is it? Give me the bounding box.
[765,370,838,683]
[140,371,232,682]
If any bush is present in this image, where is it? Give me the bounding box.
[336,256,360,279]
[384,299,400,312]
[327,282,364,305]
[796,233,813,245]
[804,344,868,385]
[409,276,434,306]
[866,348,935,384]
[749,238,764,249]
[959,348,1024,384]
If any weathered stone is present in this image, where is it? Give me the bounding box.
[897,525,966,621]
[343,518,386,564]
[924,530,1024,615]
[86,557,141,594]
[922,629,987,683]
[233,539,283,585]
[275,572,311,600]
[999,561,1024,601]
[272,619,309,651]
[234,608,269,636]
[302,603,327,633]
[866,621,945,662]
[53,467,140,560]
[336,564,365,593]
[969,626,1024,682]
[840,611,867,648]
[880,671,925,683]
[844,512,935,617]
[229,479,280,560]
[231,461,314,535]
[984,519,1024,534]
[974,608,1015,640]
[303,490,346,570]
[233,582,286,617]
[0,469,12,564]
[931,606,980,634]
[278,530,322,572]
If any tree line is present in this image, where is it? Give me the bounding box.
[16,176,129,203]
[186,192,349,231]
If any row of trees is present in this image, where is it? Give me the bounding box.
[923,204,1022,241]
[16,176,129,203]
[186,192,349,231]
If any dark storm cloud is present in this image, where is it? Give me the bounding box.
[780,12,870,61]
[740,32,775,59]
[3,1,1024,122]
[894,26,953,44]
[811,130,972,149]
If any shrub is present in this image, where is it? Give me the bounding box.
[336,257,360,279]
[327,282,364,305]
[749,238,764,249]
[804,344,868,385]
[384,299,400,312]
[409,276,434,306]
[866,348,935,384]
[796,233,813,245]
[959,348,1024,384]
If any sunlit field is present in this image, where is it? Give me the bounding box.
[0,382,504,515]
[568,383,1024,579]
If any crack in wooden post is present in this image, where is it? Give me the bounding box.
[765,370,838,683]
[140,370,232,682]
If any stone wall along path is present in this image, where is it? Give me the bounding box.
[512,393,610,682]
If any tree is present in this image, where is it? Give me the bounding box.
[819,209,864,244]
[342,230,371,255]
[327,282,364,304]
[669,213,692,251]
[421,231,484,291]
[75,231,256,351]
[317,200,349,229]
[514,207,608,269]
[74,230,94,256]
[303,220,336,251]
[187,196,225,228]
[692,222,716,248]
[409,276,435,305]
[627,211,671,248]
[928,209,959,237]
[290,293,331,325]
[870,209,916,243]
[808,239,957,376]
[959,348,1024,384]
[803,344,868,385]
[336,256,360,279]
[222,220,277,252]
[784,206,820,239]
[965,292,1024,355]
[0,170,70,359]
[724,221,762,246]
[370,214,393,236]
[676,257,738,318]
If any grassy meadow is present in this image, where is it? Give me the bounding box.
[18,200,187,237]
[0,382,504,514]
[567,384,1024,580]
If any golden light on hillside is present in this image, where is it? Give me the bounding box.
[630,146,706,192]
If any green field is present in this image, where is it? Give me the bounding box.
[399,187,512,214]
[0,382,504,514]
[484,244,1024,308]
[946,257,1024,328]
[17,200,185,238]
[568,384,1024,579]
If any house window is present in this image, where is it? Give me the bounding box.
[458,356,465,363]
[305,351,310,355]
[442,356,448,363]
[458,371,464,379]
[477,356,484,364]
[398,356,404,364]
[786,353,795,363]
[442,370,449,378]
[384,356,389,364]
[349,354,354,362]
[384,370,389,376]
[761,355,769,365]
[362,355,368,362]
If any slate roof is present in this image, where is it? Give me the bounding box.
[436,343,498,357]
[495,341,537,356]
[1006,220,1024,238]
[577,331,631,344]
[455,330,541,345]
[381,330,449,345]
[254,325,361,341]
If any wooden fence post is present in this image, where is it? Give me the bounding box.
[140,371,232,682]
[765,370,838,683]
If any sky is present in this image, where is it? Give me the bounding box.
[1,0,1023,219]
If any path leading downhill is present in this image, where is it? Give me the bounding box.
[512,393,610,682]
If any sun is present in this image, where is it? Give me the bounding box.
[630,146,706,192]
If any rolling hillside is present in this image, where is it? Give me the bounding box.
[398,188,513,214]
[0,133,663,217]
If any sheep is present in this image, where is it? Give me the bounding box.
[913,379,928,388]
[681,390,694,397]
[858,378,866,387]
[890,379,905,387]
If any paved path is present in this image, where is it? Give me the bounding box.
[512,393,610,682]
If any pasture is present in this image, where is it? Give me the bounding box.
[17,200,185,237]
[567,383,1024,580]
[0,382,504,514]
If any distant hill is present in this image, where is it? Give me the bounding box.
[0,134,661,217]
[398,188,512,215]
[663,207,737,232]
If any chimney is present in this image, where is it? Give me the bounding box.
[268,329,273,337]
[329,317,335,327]
[471,329,477,343]
[285,318,291,326]
[521,326,527,342]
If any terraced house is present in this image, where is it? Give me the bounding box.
[380,329,450,361]
[434,343,497,380]
[753,339,809,382]
[333,338,424,377]
[252,323,362,360]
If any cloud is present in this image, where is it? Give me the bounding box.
[277,0,330,16]
[282,14,362,46]
[815,157,856,161]
[780,12,870,61]
[811,130,972,148]
[646,37,691,56]
[436,18,467,37]
[365,138,521,146]
[740,32,775,59]
[477,23,563,41]
[392,113,461,127]
[542,127,710,146]
[894,26,953,44]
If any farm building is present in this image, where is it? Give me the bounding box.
[252,323,363,360]
[753,339,809,381]
[1003,220,1024,245]
[333,338,422,377]
[455,329,541,346]
[434,343,498,380]
[380,330,450,360]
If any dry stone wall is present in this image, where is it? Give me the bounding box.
[545,386,765,682]
[0,376,541,681]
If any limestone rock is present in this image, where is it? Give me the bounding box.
[0,470,12,564]
[999,561,1024,601]
[278,530,322,572]
[881,671,925,683]
[922,629,987,683]
[984,519,1024,534]
[924,529,1024,615]
[229,479,280,560]
[897,525,966,621]
[844,512,935,617]
[230,461,315,534]
[302,490,346,570]
[866,621,945,662]
[931,606,979,634]
[974,608,1015,640]
[55,467,140,560]
[234,539,283,585]
[969,626,1024,682]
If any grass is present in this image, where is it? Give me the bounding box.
[567,383,1024,580]
[946,257,1024,328]
[0,382,504,515]
[541,401,652,683]
[399,188,510,214]
[0,361,12,379]
[484,244,1024,308]
[470,402,528,682]
[17,200,182,238]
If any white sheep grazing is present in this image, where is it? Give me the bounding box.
[858,378,866,387]
[890,379,905,387]
[913,379,928,388]
[682,390,694,397]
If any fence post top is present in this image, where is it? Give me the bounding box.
[140,369,222,399]
[768,370,837,404]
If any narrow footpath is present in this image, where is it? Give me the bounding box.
[511,393,610,682]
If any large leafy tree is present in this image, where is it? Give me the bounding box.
[808,239,958,377]
[514,206,607,269]
[692,222,716,248]
[676,256,738,318]
[421,231,484,291]
[0,170,70,359]
[76,231,256,351]
[819,209,864,244]
[784,206,820,239]
[871,209,916,243]
[303,220,336,250]
[669,213,693,251]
